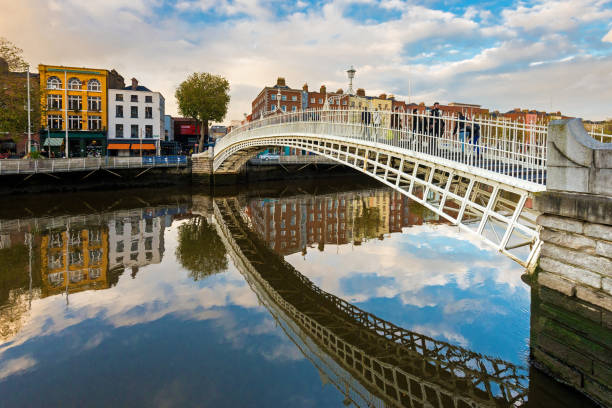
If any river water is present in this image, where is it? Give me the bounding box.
[0,180,596,407]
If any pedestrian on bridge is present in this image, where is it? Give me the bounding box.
[361,107,372,139]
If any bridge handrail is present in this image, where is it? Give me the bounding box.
[216,108,550,186]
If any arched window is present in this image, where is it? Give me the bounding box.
[68,77,82,90]
[47,76,61,89]
[88,79,101,91]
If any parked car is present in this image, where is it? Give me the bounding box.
[259,153,280,161]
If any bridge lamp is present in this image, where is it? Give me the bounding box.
[346,66,356,95]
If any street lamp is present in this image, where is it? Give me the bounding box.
[346,66,356,95]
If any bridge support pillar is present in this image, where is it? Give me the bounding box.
[532,118,612,406]
[191,151,214,185]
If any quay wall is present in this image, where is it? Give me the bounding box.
[533,118,612,406]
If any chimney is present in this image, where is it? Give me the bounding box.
[356,88,365,97]
[0,58,8,74]
[302,83,308,92]
[320,85,326,94]
[379,93,387,100]
[276,77,286,87]
[131,77,138,90]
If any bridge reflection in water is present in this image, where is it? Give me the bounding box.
[212,197,529,407]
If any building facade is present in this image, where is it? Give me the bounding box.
[39,64,123,157]
[107,78,165,156]
[251,77,304,120]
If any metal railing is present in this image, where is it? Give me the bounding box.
[249,154,336,165]
[216,109,551,187]
[0,155,188,175]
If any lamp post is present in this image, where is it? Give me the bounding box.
[346,66,356,95]
[26,66,31,155]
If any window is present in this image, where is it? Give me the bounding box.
[116,105,123,118]
[115,220,124,235]
[88,115,101,130]
[131,106,138,118]
[47,94,62,110]
[68,115,82,130]
[145,106,152,119]
[281,95,287,101]
[131,95,138,102]
[115,93,123,101]
[144,237,153,251]
[145,125,153,138]
[145,219,153,233]
[87,79,101,91]
[318,98,323,104]
[292,106,297,112]
[116,124,124,138]
[131,240,138,252]
[271,104,276,111]
[145,95,152,103]
[47,76,61,89]
[68,95,82,111]
[68,77,81,90]
[47,115,62,130]
[343,100,347,105]
[131,124,139,138]
[291,95,297,101]
[271,94,276,100]
[88,96,101,111]
[310,98,314,103]
[281,105,286,112]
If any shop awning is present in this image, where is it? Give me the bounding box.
[130,144,155,150]
[43,138,64,147]
[107,143,130,150]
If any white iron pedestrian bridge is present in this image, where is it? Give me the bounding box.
[204,109,607,268]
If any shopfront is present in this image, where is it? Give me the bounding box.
[42,132,106,157]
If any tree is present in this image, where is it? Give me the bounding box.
[0,38,40,147]
[0,37,28,71]
[175,73,230,152]
[175,217,228,281]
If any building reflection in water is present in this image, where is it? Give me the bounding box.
[0,203,189,343]
[246,187,446,257]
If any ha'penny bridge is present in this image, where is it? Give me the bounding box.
[210,196,529,408]
[192,110,612,405]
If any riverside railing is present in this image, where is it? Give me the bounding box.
[0,155,188,175]
[217,109,551,187]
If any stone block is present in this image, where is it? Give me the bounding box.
[594,148,612,169]
[596,240,612,259]
[540,229,596,252]
[603,278,612,295]
[590,168,612,196]
[536,333,593,373]
[539,255,602,288]
[585,223,612,242]
[576,286,612,312]
[546,166,590,194]
[532,348,582,388]
[549,119,595,167]
[593,361,612,385]
[540,287,602,324]
[583,376,612,407]
[537,214,584,234]
[538,271,576,296]
[604,310,612,330]
[542,243,612,276]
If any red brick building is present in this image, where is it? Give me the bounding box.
[306,84,349,110]
[251,77,304,120]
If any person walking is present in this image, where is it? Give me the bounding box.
[373,109,381,140]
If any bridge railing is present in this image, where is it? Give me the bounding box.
[0,155,188,175]
[219,109,550,186]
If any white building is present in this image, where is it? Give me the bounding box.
[107,78,165,156]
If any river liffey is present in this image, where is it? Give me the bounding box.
[0,181,597,407]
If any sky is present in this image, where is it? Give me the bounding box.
[2,0,612,122]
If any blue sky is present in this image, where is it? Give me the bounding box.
[2,0,612,120]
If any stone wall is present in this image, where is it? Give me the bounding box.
[533,118,612,406]
[191,151,213,185]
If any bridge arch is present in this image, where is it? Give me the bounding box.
[211,130,541,267]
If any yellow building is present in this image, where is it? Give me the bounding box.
[41,226,110,297]
[39,64,124,157]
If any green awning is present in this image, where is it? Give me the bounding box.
[44,138,64,146]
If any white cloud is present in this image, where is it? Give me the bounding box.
[604,28,612,43]
[0,356,37,380]
[0,0,610,123]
